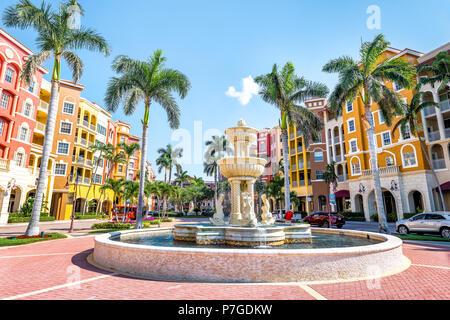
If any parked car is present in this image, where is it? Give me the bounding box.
[396,213,450,239]
[302,211,345,228]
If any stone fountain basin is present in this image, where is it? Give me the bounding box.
[91,228,408,283]
[218,157,266,179]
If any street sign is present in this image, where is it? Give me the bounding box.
[329,194,336,205]
[307,197,312,202]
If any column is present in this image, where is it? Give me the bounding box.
[339,129,345,162]
[229,179,242,225]
[0,62,7,84]
[11,95,19,116]
[6,120,14,143]
[434,91,446,140]
[330,129,336,162]
[420,109,430,143]
[0,190,11,225]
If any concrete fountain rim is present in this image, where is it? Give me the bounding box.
[94,226,402,256]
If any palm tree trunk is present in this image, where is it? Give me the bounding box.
[214,167,218,209]
[281,129,291,211]
[418,136,446,210]
[25,79,60,236]
[365,107,390,234]
[136,122,148,229]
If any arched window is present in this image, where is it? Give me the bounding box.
[401,144,418,168]
[350,156,361,175]
[18,123,30,142]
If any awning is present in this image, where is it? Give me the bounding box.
[436,181,450,191]
[334,190,350,198]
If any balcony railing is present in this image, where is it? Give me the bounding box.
[290,133,294,139]
[77,157,85,165]
[362,165,400,177]
[335,155,342,163]
[86,159,93,167]
[338,174,345,182]
[424,106,436,116]
[428,130,441,142]
[83,120,89,128]
[432,158,446,170]
[334,136,340,144]
[79,138,87,146]
[84,177,90,184]
[291,164,297,171]
[290,149,295,154]
[90,124,96,131]
[292,181,298,187]
[0,159,10,170]
[299,180,306,186]
[445,128,450,139]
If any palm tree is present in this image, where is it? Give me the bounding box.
[119,141,141,181]
[145,181,163,216]
[205,135,232,159]
[159,183,173,219]
[266,175,284,211]
[82,142,114,215]
[418,51,449,91]
[174,170,190,186]
[105,50,190,229]
[3,0,110,236]
[203,157,219,207]
[156,155,170,183]
[322,33,416,234]
[123,181,139,221]
[323,161,338,227]
[255,63,328,213]
[392,92,445,210]
[100,178,124,221]
[157,144,183,184]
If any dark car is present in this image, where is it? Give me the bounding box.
[303,211,345,228]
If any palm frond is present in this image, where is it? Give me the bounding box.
[61,50,83,83]
[20,50,52,85]
[65,27,110,56]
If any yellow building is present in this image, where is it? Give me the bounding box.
[326,46,442,221]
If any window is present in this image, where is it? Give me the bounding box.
[129,161,134,169]
[28,80,35,93]
[118,164,123,173]
[15,152,25,167]
[410,214,425,221]
[382,132,391,146]
[63,102,74,114]
[426,214,444,220]
[314,152,324,162]
[386,156,394,167]
[346,102,353,113]
[394,82,403,91]
[5,68,13,83]
[403,151,417,167]
[19,127,28,141]
[94,174,102,184]
[57,142,70,155]
[97,124,106,136]
[1,94,9,109]
[0,121,4,135]
[315,170,324,180]
[378,112,385,124]
[312,135,322,144]
[402,124,411,140]
[348,119,355,133]
[23,103,33,117]
[351,162,361,175]
[120,136,126,144]
[54,163,67,176]
[60,122,72,134]
[350,140,357,153]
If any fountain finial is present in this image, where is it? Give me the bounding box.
[238,119,246,127]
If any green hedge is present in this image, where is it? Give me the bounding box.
[402,213,418,219]
[8,216,56,223]
[0,233,67,247]
[75,214,107,220]
[371,213,398,223]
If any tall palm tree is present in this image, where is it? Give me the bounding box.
[145,181,163,215]
[82,142,115,215]
[205,135,232,159]
[157,144,183,184]
[159,183,173,219]
[322,33,416,233]
[3,0,110,235]
[105,50,190,229]
[266,175,284,211]
[123,180,139,221]
[255,62,328,213]
[392,92,445,210]
[254,180,266,216]
[323,161,338,227]
[119,141,141,181]
[418,51,450,91]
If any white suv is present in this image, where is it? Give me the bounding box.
[396,213,450,239]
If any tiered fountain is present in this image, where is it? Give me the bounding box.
[173,119,311,246]
[91,120,407,283]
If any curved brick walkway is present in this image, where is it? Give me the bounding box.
[0,235,449,300]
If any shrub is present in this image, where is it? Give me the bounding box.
[8,216,56,223]
[403,212,418,219]
[371,213,398,223]
[75,214,107,220]
[91,222,133,230]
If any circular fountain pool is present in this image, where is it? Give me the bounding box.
[91,226,409,283]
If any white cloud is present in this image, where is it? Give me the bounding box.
[225,75,259,106]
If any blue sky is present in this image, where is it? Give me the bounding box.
[1,0,449,180]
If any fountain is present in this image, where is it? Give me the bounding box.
[173,119,311,246]
[91,120,408,283]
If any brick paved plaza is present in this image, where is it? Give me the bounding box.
[0,232,449,300]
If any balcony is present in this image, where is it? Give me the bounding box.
[362,165,400,177]
[77,157,85,165]
[0,159,10,171]
[428,131,441,142]
[38,100,49,112]
[90,124,96,131]
[290,149,295,155]
[35,122,46,133]
[86,159,93,167]
[424,106,436,117]
[445,128,450,139]
[299,180,306,186]
[440,99,450,113]
[335,155,342,163]
[334,136,340,144]
[432,158,446,170]
[84,177,90,184]
[79,138,87,146]
[338,174,344,182]
[291,164,297,171]
[292,181,298,188]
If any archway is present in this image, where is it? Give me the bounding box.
[74,198,86,213]
[382,190,397,217]
[8,187,22,213]
[102,200,112,215]
[88,199,98,213]
[355,194,364,215]
[408,190,424,213]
